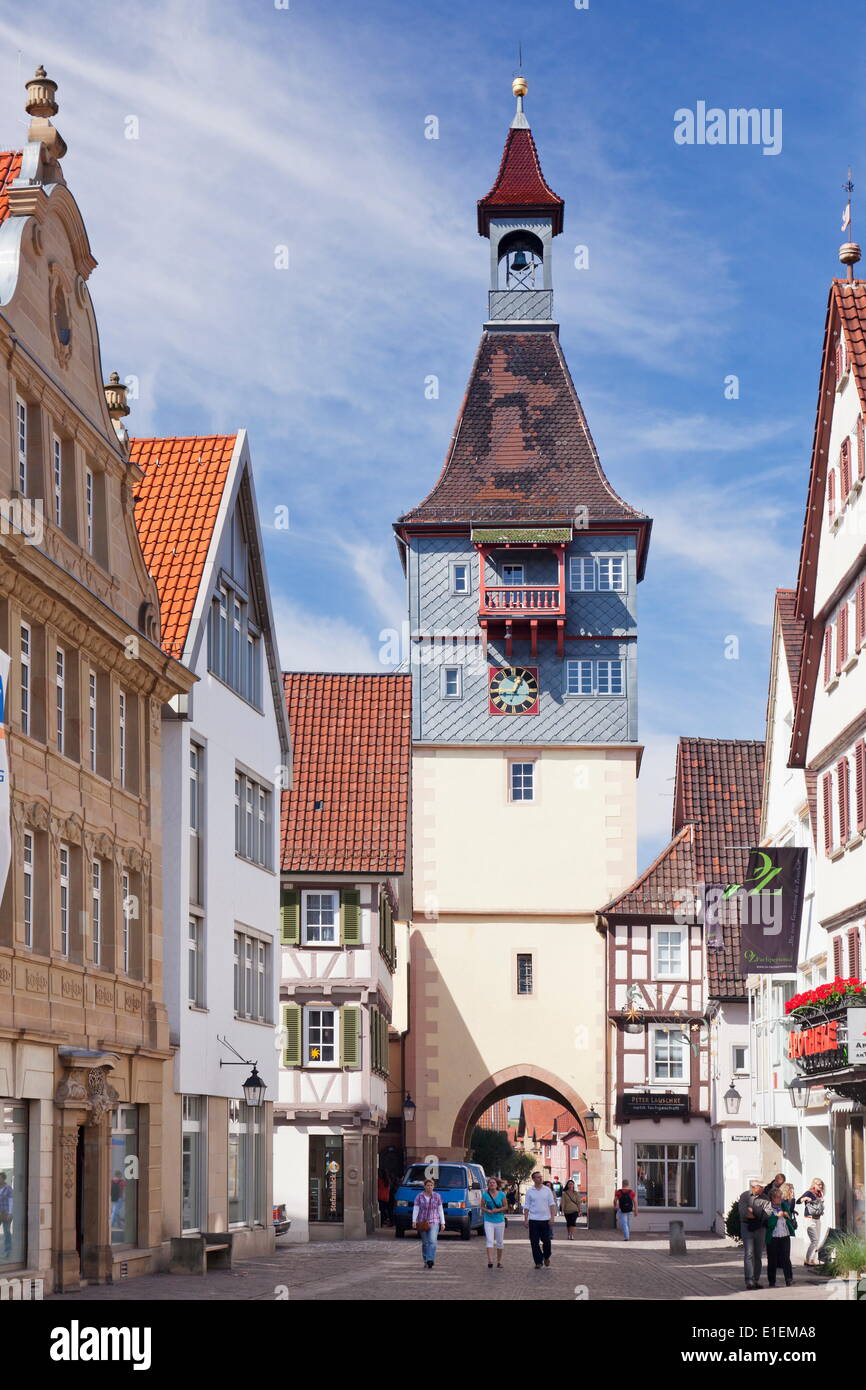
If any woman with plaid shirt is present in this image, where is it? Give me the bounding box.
[412,1177,446,1269]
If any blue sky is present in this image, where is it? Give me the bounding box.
[0,0,855,865]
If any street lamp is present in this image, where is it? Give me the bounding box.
[583,1104,600,1136]
[402,1093,416,1126]
[789,1076,811,1112]
[242,1065,266,1109]
[723,1080,742,1116]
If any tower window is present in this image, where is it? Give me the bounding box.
[510,761,534,802]
[565,659,593,696]
[441,666,462,699]
[517,953,534,995]
[569,557,595,591]
[501,563,524,586]
[597,556,626,592]
[597,659,624,696]
[450,562,470,595]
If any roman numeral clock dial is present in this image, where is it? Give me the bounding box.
[488,665,540,715]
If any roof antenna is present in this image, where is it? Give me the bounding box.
[840,168,861,281]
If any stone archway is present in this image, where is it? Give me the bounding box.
[450,1065,610,1227]
[451,1065,597,1152]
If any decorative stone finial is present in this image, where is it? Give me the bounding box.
[512,75,528,98]
[839,241,862,267]
[104,372,130,419]
[25,65,58,118]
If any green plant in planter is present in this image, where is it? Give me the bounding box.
[725,1199,741,1243]
[825,1231,866,1296]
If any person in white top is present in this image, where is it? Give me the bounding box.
[523,1170,556,1268]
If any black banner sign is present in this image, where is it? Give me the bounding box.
[621,1091,689,1119]
[725,846,807,974]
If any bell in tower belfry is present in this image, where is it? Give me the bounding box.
[477,75,564,324]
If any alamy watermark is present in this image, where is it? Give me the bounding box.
[674,103,782,157]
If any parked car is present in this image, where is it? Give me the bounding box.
[273,1203,290,1236]
[392,1162,485,1239]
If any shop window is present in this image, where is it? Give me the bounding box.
[0,1101,28,1268]
[182,1096,205,1233]
[309,1135,344,1223]
[634,1143,697,1209]
[228,1100,264,1227]
[110,1104,139,1247]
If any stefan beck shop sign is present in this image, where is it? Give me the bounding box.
[703,847,807,974]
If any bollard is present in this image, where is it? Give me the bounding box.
[669,1219,687,1255]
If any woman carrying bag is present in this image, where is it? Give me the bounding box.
[796,1178,825,1266]
[412,1177,446,1270]
[561,1179,581,1239]
[481,1177,507,1270]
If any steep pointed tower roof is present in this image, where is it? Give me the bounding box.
[398,77,650,575]
[477,79,564,235]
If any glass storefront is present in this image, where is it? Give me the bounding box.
[0,1102,27,1268]
[635,1143,697,1209]
[110,1104,139,1246]
[228,1100,263,1226]
[835,1115,865,1236]
[309,1136,344,1223]
[182,1096,205,1232]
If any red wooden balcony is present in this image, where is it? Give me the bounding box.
[481,585,564,615]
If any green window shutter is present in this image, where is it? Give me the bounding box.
[378,896,385,953]
[370,1006,379,1074]
[387,901,395,967]
[282,1003,301,1067]
[340,890,362,946]
[280,888,300,945]
[381,1013,390,1080]
[340,1004,361,1068]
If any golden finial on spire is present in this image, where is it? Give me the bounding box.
[512,75,528,98]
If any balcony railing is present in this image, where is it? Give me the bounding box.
[481,585,564,615]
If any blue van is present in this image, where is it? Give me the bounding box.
[393,1161,486,1239]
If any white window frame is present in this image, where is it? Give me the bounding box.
[20,622,30,736]
[302,890,339,945]
[501,563,525,586]
[597,555,626,592]
[652,925,686,980]
[569,556,595,591]
[732,1043,749,1075]
[88,670,97,772]
[304,1004,338,1067]
[233,928,271,1022]
[118,691,126,786]
[121,870,131,974]
[23,830,33,950]
[85,467,94,553]
[597,658,625,696]
[516,952,534,995]
[450,561,470,595]
[52,434,63,527]
[564,658,593,696]
[55,647,65,754]
[59,842,70,958]
[441,665,462,699]
[188,915,204,1006]
[650,1027,687,1083]
[509,760,535,803]
[234,770,272,868]
[15,397,27,494]
[91,858,101,966]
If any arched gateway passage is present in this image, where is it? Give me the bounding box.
[450,1066,610,1226]
[451,1065,597,1153]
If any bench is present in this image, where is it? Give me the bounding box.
[169,1232,234,1275]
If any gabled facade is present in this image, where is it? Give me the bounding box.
[131,431,289,1257]
[276,672,411,1241]
[0,70,193,1289]
[395,78,651,1223]
[599,738,764,1231]
[775,265,866,1235]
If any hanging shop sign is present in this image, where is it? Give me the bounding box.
[620,1091,689,1120]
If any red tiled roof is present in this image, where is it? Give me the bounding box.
[0,151,23,225]
[775,589,806,705]
[478,127,564,236]
[130,435,237,660]
[518,1098,579,1139]
[281,672,411,875]
[604,738,765,999]
[398,331,649,551]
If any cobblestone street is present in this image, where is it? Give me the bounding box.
[46,1224,837,1303]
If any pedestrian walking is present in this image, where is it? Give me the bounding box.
[506,1182,518,1214]
[765,1186,797,1288]
[738,1180,769,1289]
[412,1177,446,1269]
[377,1169,391,1227]
[0,1173,13,1259]
[561,1178,581,1239]
[614,1179,638,1241]
[481,1177,507,1270]
[761,1171,785,1200]
[796,1177,826,1266]
[523,1170,556,1269]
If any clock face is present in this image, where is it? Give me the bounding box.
[488,665,540,716]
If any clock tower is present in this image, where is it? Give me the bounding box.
[394,78,651,1222]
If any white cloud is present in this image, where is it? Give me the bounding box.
[272,595,382,673]
[637,731,679,863]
